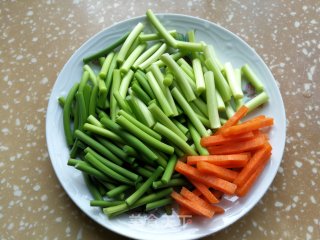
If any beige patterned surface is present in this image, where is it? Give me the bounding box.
[0,0,319,239]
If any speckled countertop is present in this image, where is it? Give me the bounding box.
[1,0,319,239]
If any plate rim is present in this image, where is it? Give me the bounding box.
[46,13,286,240]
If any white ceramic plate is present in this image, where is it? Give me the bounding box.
[46,14,286,240]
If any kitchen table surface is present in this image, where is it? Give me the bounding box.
[1,0,319,239]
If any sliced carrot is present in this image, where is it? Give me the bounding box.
[221,117,274,136]
[216,105,249,134]
[233,143,272,187]
[181,187,225,214]
[235,152,271,197]
[187,154,249,167]
[179,206,193,216]
[180,187,215,215]
[171,191,214,218]
[192,188,202,196]
[201,131,254,147]
[197,162,239,182]
[211,190,224,200]
[180,190,206,215]
[188,179,219,203]
[252,129,260,136]
[210,205,225,214]
[243,152,252,158]
[242,115,266,124]
[175,161,237,195]
[253,131,270,144]
[207,135,266,155]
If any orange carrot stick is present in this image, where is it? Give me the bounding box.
[233,143,272,187]
[188,179,219,203]
[211,190,224,200]
[210,205,225,214]
[179,192,224,216]
[178,189,203,216]
[171,191,214,218]
[180,187,215,214]
[207,135,266,155]
[179,205,225,215]
[201,131,254,147]
[242,115,266,124]
[216,105,249,134]
[235,152,271,197]
[187,154,249,168]
[181,187,225,214]
[192,189,202,196]
[175,161,237,195]
[221,118,274,136]
[197,162,239,182]
[179,206,194,216]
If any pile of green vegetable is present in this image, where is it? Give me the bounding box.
[58,9,269,218]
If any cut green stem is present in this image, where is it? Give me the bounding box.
[161,155,177,184]
[160,53,196,102]
[225,62,244,99]
[245,91,269,112]
[153,122,197,156]
[242,64,264,92]
[83,32,129,63]
[188,122,209,155]
[192,58,206,94]
[100,117,158,161]
[139,30,177,42]
[125,166,164,206]
[117,23,144,64]
[75,130,123,165]
[146,9,177,48]
[120,43,147,73]
[118,109,161,140]
[63,83,79,146]
[146,198,172,211]
[146,71,174,117]
[138,43,167,70]
[83,123,124,144]
[148,102,188,141]
[116,115,174,154]
[171,87,208,137]
[204,71,221,129]
[204,45,232,102]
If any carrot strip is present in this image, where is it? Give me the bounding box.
[181,187,225,214]
[187,154,249,167]
[216,105,249,134]
[221,118,274,136]
[210,205,225,214]
[197,162,239,182]
[207,135,266,155]
[175,161,237,195]
[179,190,224,216]
[179,203,224,215]
[179,206,194,216]
[189,179,219,203]
[211,190,224,200]
[179,189,203,216]
[180,187,215,215]
[242,115,266,124]
[192,189,202,196]
[235,152,271,197]
[201,132,254,147]
[252,129,260,136]
[233,143,272,187]
[171,191,214,218]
